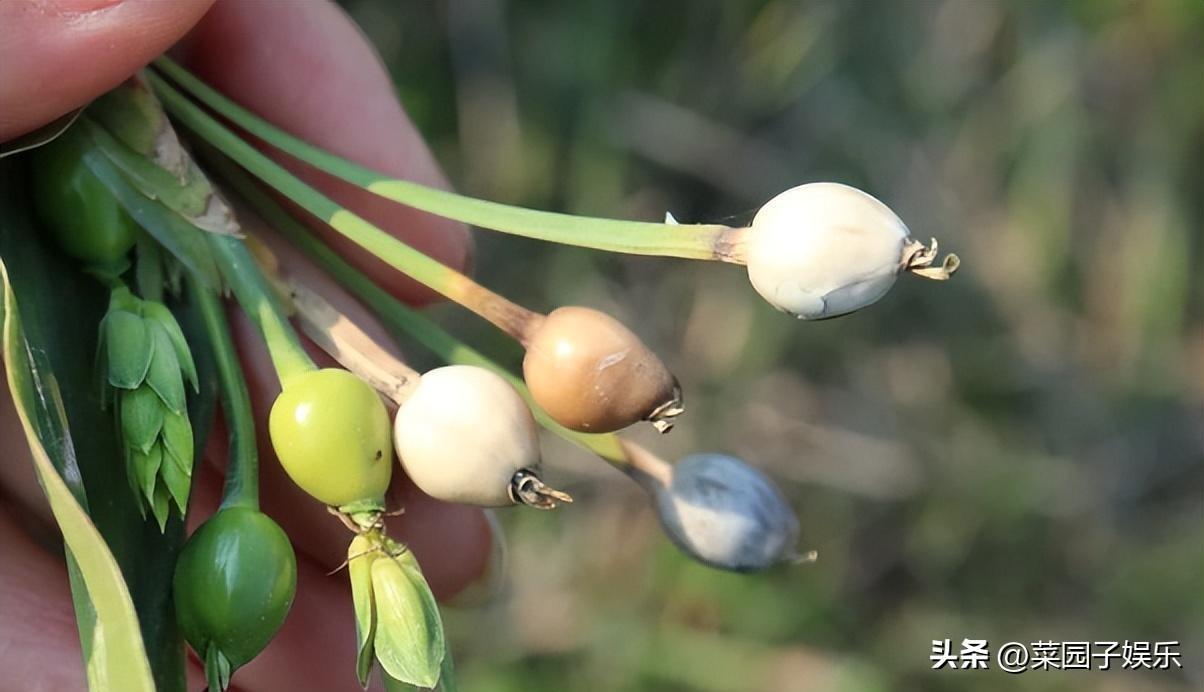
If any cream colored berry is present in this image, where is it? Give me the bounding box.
[394,366,541,507]
[745,182,912,319]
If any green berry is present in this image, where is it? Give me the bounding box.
[174,508,296,690]
[268,368,393,509]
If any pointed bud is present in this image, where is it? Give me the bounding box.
[371,549,445,689]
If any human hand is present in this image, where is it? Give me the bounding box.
[0,2,485,690]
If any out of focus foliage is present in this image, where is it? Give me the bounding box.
[344,1,1203,690]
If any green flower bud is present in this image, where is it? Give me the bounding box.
[347,534,451,690]
[371,548,444,689]
[98,286,199,530]
[174,508,297,691]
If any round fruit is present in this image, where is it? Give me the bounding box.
[173,508,296,676]
[268,368,393,508]
[30,128,139,266]
[395,365,540,507]
[522,306,679,433]
[745,182,911,320]
[652,453,799,572]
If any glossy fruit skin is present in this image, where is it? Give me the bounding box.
[745,182,909,319]
[523,306,676,433]
[173,508,297,670]
[268,368,393,508]
[395,365,540,506]
[30,128,139,265]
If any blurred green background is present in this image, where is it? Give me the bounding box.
[342,1,1203,690]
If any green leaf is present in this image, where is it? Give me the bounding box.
[141,300,198,391]
[2,156,196,691]
[348,535,379,688]
[371,552,445,689]
[144,320,186,413]
[2,254,155,692]
[105,309,153,389]
[120,386,164,454]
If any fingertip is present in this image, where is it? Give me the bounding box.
[179,0,473,305]
[0,504,87,691]
[0,0,215,140]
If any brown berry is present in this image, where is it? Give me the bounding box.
[522,306,682,433]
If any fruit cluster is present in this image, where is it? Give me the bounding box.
[24,66,957,691]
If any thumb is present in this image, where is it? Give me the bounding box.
[0,0,214,141]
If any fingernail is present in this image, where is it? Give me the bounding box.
[447,509,507,608]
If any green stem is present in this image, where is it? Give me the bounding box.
[206,234,314,385]
[207,154,627,466]
[151,58,739,262]
[148,72,539,343]
[190,276,258,510]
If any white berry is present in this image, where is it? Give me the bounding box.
[394,365,541,507]
[745,182,912,319]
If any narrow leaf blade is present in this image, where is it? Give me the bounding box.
[2,260,156,691]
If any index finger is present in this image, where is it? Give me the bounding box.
[176,0,472,306]
[0,0,214,140]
